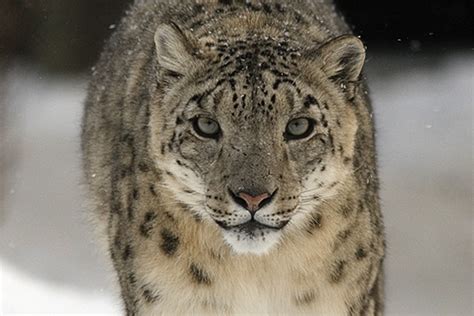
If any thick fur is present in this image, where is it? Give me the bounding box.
[81,0,385,315]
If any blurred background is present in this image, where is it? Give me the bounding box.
[0,0,472,315]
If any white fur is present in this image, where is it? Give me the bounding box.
[221,227,282,255]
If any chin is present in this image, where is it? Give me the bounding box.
[221,228,283,255]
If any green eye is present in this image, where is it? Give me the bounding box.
[192,117,221,139]
[285,118,315,140]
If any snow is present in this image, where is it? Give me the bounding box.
[1,51,472,315]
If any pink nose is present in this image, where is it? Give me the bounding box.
[238,192,271,212]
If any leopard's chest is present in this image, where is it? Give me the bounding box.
[141,264,349,315]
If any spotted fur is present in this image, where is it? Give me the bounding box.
[82,0,385,315]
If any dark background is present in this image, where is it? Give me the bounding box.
[1,0,472,73]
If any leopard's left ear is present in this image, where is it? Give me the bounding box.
[318,35,366,82]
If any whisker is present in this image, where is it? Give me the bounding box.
[299,193,333,206]
[299,186,325,194]
[150,182,206,196]
[144,201,203,208]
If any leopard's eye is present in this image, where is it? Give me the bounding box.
[192,117,221,139]
[285,118,315,140]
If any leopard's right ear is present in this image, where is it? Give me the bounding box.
[154,23,197,77]
[318,35,366,83]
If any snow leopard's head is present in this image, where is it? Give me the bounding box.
[150,22,365,254]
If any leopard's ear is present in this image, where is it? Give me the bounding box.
[154,23,197,77]
[318,35,366,82]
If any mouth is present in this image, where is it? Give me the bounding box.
[217,219,287,255]
[214,218,289,233]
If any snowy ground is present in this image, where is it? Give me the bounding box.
[0,51,472,315]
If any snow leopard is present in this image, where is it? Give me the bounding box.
[81,0,385,315]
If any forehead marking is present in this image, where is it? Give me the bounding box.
[304,95,319,108]
[189,37,307,114]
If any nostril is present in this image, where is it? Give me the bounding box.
[228,190,248,210]
[257,193,273,209]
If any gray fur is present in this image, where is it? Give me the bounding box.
[82,1,385,315]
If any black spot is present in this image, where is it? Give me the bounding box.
[294,291,316,306]
[192,212,202,223]
[215,78,227,87]
[257,60,269,70]
[142,285,161,304]
[122,244,133,261]
[163,211,176,222]
[339,204,353,217]
[190,94,203,103]
[358,201,365,213]
[127,204,134,220]
[359,294,373,316]
[125,301,136,316]
[303,95,318,108]
[306,213,322,233]
[271,94,276,103]
[271,69,289,78]
[140,211,157,238]
[190,263,212,285]
[128,272,137,285]
[209,250,223,261]
[328,182,338,189]
[347,302,358,316]
[113,233,121,248]
[164,70,182,79]
[111,201,122,213]
[228,78,236,90]
[121,133,133,144]
[160,228,180,256]
[355,247,367,260]
[272,79,282,89]
[329,133,335,154]
[132,188,139,200]
[120,165,132,179]
[149,184,157,196]
[262,3,272,13]
[275,3,286,13]
[330,260,346,283]
[338,229,351,241]
[333,229,352,251]
[138,162,150,172]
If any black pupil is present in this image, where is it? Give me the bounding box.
[202,120,215,132]
[194,117,220,139]
[291,119,307,134]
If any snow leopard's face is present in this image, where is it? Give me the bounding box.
[150,25,364,254]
